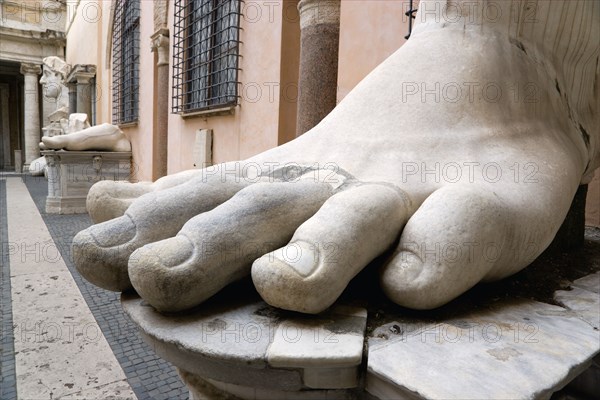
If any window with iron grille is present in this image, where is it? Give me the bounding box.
[112,0,140,124]
[172,0,242,114]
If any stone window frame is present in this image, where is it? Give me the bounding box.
[172,0,242,115]
[112,0,140,125]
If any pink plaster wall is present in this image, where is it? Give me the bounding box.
[166,1,294,174]
[337,0,413,102]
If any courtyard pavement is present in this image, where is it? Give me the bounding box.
[0,173,188,400]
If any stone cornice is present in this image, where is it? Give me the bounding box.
[0,26,66,45]
[0,26,66,63]
[1,0,66,13]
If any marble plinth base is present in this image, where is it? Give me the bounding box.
[42,150,131,214]
[178,369,360,400]
[121,270,599,400]
[121,289,366,399]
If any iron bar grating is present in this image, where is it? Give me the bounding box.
[172,0,242,114]
[112,0,140,124]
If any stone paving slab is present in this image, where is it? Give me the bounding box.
[366,299,600,400]
[59,379,136,399]
[23,174,188,400]
[5,178,137,400]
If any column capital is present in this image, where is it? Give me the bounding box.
[67,64,97,84]
[298,0,340,30]
[20,63,42,76]
[151,28,170,66]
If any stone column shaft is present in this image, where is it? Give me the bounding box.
[68,83,77,114]
[151,29,170,179]
[296,0,340,136]
[76,74,95,121]
[20,63,42,167]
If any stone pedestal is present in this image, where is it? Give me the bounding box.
[68,83,77,114]
[42,150,131,214]
[122,290,365,400]
[121,269,599,399]
[296,0,340,136]
[20,63,42,168]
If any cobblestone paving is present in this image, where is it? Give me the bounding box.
[20,175,188,400]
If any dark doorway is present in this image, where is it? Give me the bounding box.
[0,60,24,171]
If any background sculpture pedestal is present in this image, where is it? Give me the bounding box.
[43,150,131,214]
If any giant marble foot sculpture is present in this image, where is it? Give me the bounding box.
[73,0,598,314]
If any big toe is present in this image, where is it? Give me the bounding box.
[128,236,196,311]
[73,214,137,291]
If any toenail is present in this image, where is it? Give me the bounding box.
[133,235,194,269]
[89,214,136,247]
[395,250,424,281]
[272,241,319,277]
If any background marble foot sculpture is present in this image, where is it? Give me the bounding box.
[28,156,47,176]
[42,123,131,152]
[73,0,598,314]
